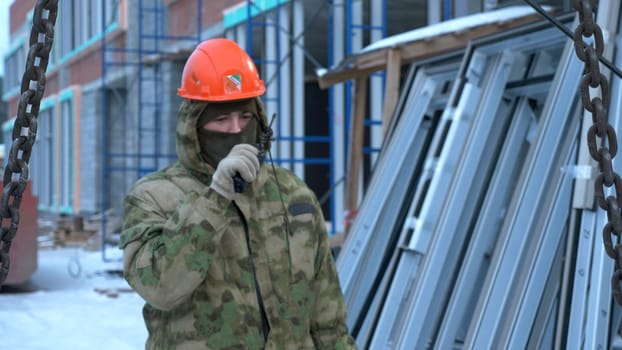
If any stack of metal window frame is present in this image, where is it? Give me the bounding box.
[337,5,622,349]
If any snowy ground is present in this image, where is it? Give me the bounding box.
[0,246,148,350]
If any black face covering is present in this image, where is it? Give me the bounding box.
[197,118,258,168]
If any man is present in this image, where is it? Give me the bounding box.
[119,38,357,350]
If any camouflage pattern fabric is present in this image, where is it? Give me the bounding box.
[120,97,357,349]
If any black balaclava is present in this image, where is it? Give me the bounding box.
[196,98,258,168]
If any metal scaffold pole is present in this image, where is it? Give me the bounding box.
[100,0,202,262]
[242,0,341,231]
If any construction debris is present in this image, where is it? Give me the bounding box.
[94,287,134,299]
[38,209,123,251]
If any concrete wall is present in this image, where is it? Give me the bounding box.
[79,85,102,214]
[162,60,185,158]
[98,2,187,216]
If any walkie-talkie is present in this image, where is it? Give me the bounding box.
[233,113,276,193]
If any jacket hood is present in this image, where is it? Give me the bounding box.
[176,97,270,175]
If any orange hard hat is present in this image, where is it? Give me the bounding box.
[177,38,265,101]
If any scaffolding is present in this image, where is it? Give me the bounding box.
[100,0,202,261]
[238,0,387,233]
[340,0,387,230]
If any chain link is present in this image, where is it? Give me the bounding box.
[0,0,58,285]
[572,0,622,305]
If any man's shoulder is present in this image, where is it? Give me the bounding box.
[132,163,176,186]
[129,163,199,198]
[270,165,305,185]
[266,165,317,202]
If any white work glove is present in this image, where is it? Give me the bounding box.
[210,144,260,200]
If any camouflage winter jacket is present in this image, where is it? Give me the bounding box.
[120,98,357,350]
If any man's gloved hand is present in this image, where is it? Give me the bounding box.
[210,144,260,200]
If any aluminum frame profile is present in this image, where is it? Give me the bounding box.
[607,22,622,350]
[337,56,464,327]
[566,210,598,349]
[566,209,614,350]
[494,123,578,349]
[369,48,516,350]
[366,18,576,349]
[434,97,543,350]
[336,56,462,341]
[570,2,622,349]
[353,53,481,350]
[582,213,614,349]
[525,228,567,350]
[464,34,583,350]
[336,66,430,306]
[567,2,622,345]
[353,61,463,349]
[338,9,622,349]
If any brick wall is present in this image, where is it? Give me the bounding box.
[9,0,32,35]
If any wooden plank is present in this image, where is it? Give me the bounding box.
[344,76,368,234]
[317,65,379,89]
[381,48,401,137]
[317,13,545,88]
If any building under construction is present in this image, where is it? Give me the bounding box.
[5,0,622,349]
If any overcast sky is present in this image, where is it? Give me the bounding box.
[0,0,12,77]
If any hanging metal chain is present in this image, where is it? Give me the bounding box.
[0,0,58,285]
[572,0,622,305]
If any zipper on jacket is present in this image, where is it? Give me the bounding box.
[233,203,270,342]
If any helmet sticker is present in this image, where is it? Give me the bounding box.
[224,73,242,94]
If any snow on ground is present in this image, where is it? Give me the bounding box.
[0,246,148,350]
